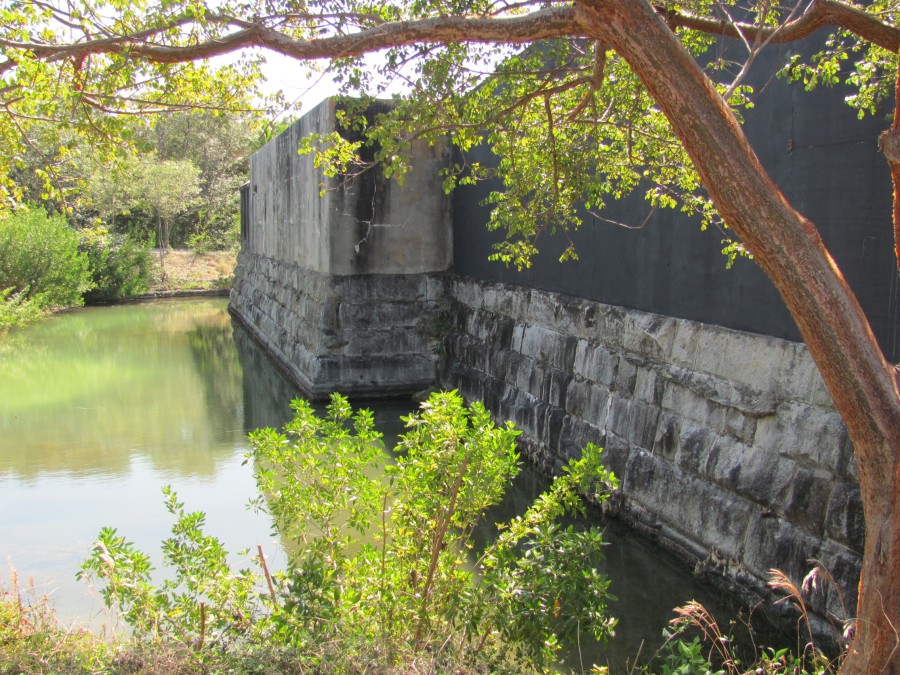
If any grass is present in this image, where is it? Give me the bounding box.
[0,569,109,674]
[149,249,237,293]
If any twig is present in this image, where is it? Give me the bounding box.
[414,454,470,646]
[257,544,279,606]
[197,601,206,651]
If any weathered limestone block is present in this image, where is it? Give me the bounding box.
[742,513,824,587]
[621,312,679,362]
[573,340,619,386]
[517,324,578,371]
[607,395,660,449]
[754,401,850,474]
[624,449,755,564]
[824,482,866,551]
[565,377,611,427]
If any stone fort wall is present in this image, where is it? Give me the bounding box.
[440,277,861,625]
[230,69,892,625]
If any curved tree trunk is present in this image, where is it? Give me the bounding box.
[573,0,900,672]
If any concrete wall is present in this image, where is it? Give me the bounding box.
[452,43,899,361]
[231,99,453,398]
[441,277,862,625]
[245,99,452,276]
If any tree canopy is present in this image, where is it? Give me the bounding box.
[2,1,900,673]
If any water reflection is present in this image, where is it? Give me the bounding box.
[0,299,274,625]
[0,299,740,671]
[187,316,243,444]
[233,322,413,442]
[0,300,245,480]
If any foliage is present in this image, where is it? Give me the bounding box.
[0,0,849,268]
[81,230,153,303]
[78,391,619,672]
[133,154,203,251]
[0,0,273,208]
[248,390,619,671]
[78,486,263,647]
[639,564,850,675]
[0,207,92,308]
[150,112,255,250]
[0,288,47,333]
[296,37,760,268]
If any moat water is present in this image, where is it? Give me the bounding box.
[0,297,738,670]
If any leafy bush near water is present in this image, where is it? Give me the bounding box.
[0,208,154,331]
[74,391,620,673]
[0,207,91,309]
[80,232,153,304]
[1,391,843,673]
[0,287,47,333]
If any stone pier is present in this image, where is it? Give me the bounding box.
[230,99,452,398]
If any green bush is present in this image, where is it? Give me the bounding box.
[81,233,153,304]
[78,392,620,673]
[186,213,241,254]
[0,208,92,308]
[0,287,48,333]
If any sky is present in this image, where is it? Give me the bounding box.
[257,52,341,113]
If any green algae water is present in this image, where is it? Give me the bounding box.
[0,299,273,627]
[0,297,735,669]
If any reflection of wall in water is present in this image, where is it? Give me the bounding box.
[233,321,303,434]
[187,314,244,444]
[235,318,419,443]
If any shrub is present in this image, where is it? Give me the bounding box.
[0,207,92,308]
[78,392,620,673]
[0,287,48,333]
[186,214,240,254]
[81,232,153,304]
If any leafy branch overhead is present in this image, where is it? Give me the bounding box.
[1,0,898,266]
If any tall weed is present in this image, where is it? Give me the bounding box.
[638,563,850,674]
[0,566,108,673]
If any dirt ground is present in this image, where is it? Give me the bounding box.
[150,249,238,292]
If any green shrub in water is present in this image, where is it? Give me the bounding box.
[78,391,620,673]
[0,207,92,308]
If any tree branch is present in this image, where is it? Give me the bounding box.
[1,7,582,65]
[656,0,900,53]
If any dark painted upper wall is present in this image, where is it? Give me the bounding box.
[451,40,900,362]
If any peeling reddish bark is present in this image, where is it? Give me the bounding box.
[891,49,900,275]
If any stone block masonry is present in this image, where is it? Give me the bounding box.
[441,275,863,625]
[231,252,450,399]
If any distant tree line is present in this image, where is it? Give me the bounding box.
[0,110,273,330]
[10,111,263,252]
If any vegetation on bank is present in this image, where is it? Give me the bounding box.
[0,107,258,334]
[1,393,844,674]
[0,206,237,334]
